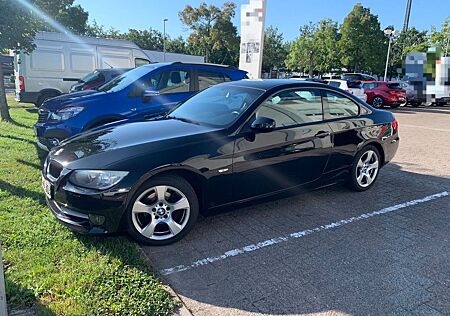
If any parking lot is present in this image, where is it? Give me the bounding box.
[142,106,450,316]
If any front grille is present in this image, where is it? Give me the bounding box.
[48,160,63,179]
[38,109,49,123]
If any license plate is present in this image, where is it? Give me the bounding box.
[42,177,53,199]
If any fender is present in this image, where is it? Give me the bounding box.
[84,115,127,131]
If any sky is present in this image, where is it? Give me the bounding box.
[74,0,449,41]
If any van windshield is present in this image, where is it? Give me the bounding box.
[98,65,158,93]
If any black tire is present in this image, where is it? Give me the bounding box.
[371,96,384,108]
[347,145,381,192]
[411,101,421,107]
[35,92,59,107]
[390,103,401,108]
[126,174,199,245]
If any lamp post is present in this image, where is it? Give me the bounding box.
[163,18,168,62]
[383,28,396,82]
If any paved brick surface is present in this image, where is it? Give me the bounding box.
[143,106,450,316]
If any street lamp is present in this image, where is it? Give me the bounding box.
[383,27,397,82]
[163,18,168,62]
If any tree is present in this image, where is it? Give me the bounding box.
[430,18,450,55]
[286,19,339,76]
[339,4,386,74]
[33,0,89,35]
[166,36,188,54]
[285,23,316,73]
[124,29,164,51]
[178,2,239,65]
[262,26,289,73]
[0,0,37,121]
[390,27,429,77]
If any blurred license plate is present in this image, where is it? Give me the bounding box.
[42,177,53,199]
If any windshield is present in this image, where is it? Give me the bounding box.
[328,81,341,88]
[98,65,158,93]
[80,71,101,83]
[168,85,264,127]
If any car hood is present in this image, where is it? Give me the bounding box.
[42,90,106,111]
[50,119,221,169]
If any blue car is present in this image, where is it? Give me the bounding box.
[35,62,248,150]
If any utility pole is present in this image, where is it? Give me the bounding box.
[403,0,412,32]
[163,18,168,62]
[309,49,314,78]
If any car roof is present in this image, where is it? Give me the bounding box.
[142,62,246,73]
[220,79,332,91]
[97,68,132,74]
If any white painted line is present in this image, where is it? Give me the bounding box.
[160,191,449,276]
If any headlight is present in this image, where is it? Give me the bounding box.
[50,106,84,122]
[69,170,129,190]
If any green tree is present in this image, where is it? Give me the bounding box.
[430,18,450,55]
[339,4,386,74]
[166,36,188,54]
[33,0,89,34]
[312,19,340,74]
[124,28,164,51]
[285,22,316,73]
[262,26,289,73]
[178,2,239,65]
[390,27,429,77]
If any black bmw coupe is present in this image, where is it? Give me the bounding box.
[42,80,399,245]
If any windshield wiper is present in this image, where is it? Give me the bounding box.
[166,115,200,125]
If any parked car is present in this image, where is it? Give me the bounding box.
[362,81,406,108]
[14,32,152,107]
[42,79,399,245]
[327,79,367,102]
[398,81,422,106]
[342,73,377,81]
[34,62,248,150]
[69,68,132,93]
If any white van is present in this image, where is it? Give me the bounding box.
[14,32,151,106]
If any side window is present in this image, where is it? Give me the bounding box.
[255,89,323,128]
[325,91,360,118]
[158,69,191,94]
[135,58,150,67]
[198,70,229,90]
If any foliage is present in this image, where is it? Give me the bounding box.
[262,26,289,72]
[178,2,239,65]
[285,19,339,75]
[430,18,450,54]
[338,4,386,74]
[0,95,178,315]
[34,0,89,35]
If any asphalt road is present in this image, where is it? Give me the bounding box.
[142,105,450,316]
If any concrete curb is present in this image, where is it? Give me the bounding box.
[137,245,193,316]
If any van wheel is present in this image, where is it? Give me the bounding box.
[36,92,59,107]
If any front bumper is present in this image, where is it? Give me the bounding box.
[43,171,132,234]
[34,124,73,151]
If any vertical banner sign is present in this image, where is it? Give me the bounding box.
[239,0,267,79]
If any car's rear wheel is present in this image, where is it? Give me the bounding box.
[126,175,199,245]
[411,101,421,107]
[35,91,59,107]
[348,145,380,191]
[372,96,384,108]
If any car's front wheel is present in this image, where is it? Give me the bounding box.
[126,175,199,245]
[348,145,380,191]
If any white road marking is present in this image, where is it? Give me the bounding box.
[160,191,449,276]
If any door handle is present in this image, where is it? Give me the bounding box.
[315,131,330,138]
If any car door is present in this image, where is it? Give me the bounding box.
[322,89,368,172]
[132,67,194,119]
[232,88,333,201]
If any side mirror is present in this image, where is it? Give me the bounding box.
[142,88,160,103]
[250,116,276,133]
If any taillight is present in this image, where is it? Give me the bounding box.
[19,76,25,91]
[392,119,398,132]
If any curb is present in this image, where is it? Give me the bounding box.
[137,245,193,316]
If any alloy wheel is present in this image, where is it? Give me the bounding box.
[372,97,384,108]
[356,150,379,188]
[131,185,190,240]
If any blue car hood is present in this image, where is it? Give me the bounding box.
[42,90,106,111]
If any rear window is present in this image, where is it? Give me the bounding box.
[81,71,102,84]
[347,81,362,88]
[387,83,402,89]
[328,81,341,88]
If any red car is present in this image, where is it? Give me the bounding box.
[362,81,406,108]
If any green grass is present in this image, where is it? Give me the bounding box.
[0,95,178,315]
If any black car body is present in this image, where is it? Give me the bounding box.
[42,80,399,245]
[69,68,132,93]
